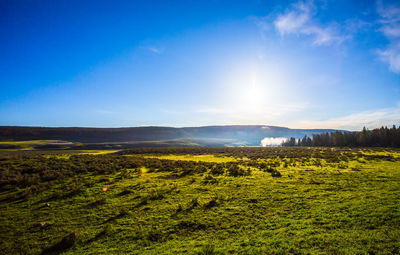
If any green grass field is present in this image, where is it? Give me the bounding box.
[0,140,80,151]
[143,154,248,163]
[0,147,399,254]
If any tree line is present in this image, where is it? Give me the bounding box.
[282,125,400,147]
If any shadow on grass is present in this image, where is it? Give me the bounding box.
[41,232,76,255]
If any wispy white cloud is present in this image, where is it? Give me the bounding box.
[301,25,346,46]
[140,45,163,54]
[344,18,373,34]
[292,106,400,130]
[274,1,311,35]
[147,46,161,53]
[377,42,400,73]
[252,16,271,33]
[272,0,348,46]
[376,0,400,22]
[381,25,400,37]
[376,0,400,73]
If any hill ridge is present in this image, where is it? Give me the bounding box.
[0,125,338,146]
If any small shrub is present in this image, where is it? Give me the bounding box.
[42,232,77,254]
[135,198,148,208]
[87,197,106,207]
[271,170,282,177]
[117,189,133,196]
[204,197,219,209]
[262,166,275,173]
[210,165,224,175]
[202,174,218,184]
[197,244,218,255]
[176,204,183,213]
[227,165,250,177]
[148,190,165,200]
[147,229,162,242]
[186,197,199,211]
[89,225,112,242]
[176,220,207,231]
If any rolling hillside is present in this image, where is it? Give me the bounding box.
[0,125,337,146]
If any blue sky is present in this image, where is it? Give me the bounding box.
[1,0,399,130]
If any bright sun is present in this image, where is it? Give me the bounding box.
[242,73,263,109]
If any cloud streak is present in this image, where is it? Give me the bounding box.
[253,0,400,73]
[293,106,400,130]
[376,0,400,73]
[273,0,347,46]
[139,45,163,54]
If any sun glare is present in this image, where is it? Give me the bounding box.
[242,72,264,110]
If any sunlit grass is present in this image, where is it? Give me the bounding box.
[360,149,400,158]
[0,148,399,254]
[0,140,79,151]
[143,154,247,163]
[42,150,120,159]
[0,140,74,145]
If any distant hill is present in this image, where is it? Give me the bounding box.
[0,125,338,146]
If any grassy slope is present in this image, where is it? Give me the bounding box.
[0,150,399,254]
[0,139,214,151]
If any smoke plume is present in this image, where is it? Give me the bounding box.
[261,137,288,147]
